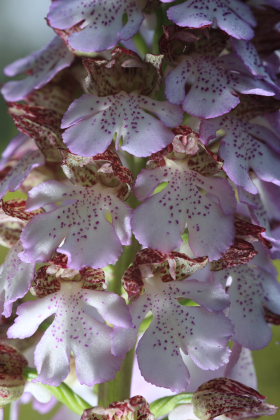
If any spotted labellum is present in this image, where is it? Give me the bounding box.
[0,0,279,418]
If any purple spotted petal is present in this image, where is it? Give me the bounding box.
[238,184,280,257]
[180,354,226,393]
[0,241,36,318]
[165,54,275,119]
[0,150,44,199]
[0,134,32,171]
[181,343,257,394]
[161,0,256,40]
[254,180,280,222]
[231,39,280,95]
[130,277,232,392]
[224,263,280,349]
[267,0,280,9]
[1,37,74,102]
[253,0,280,10]
[8,283,132,386]
[47,0,146,52]
[165,55,239,119]
[62,93,183,157]
[132,166,235,260]
[131,358,173,402]
[169,345,257,420]
[200,116,280,193]
[266,110,280,135]
[20,180,131,269]
[226,345,257,389]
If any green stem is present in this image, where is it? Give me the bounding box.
[24,368,91,415]
[98,349,135,407]
[152,7,164,54]
[133,33,149,56]
[150,393,193,418]
[98,152,142,406]
[108,235,140,294]
[45,383,91,415]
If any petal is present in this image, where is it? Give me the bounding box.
[0,241,36,318]
[0,150,44,200]
[0,134,30,171]
[137,317,191,392]
[232,39,280,95]
[226,344,257,389]
[35,325,71,386]
[165,56,241,119]
[61,95,111,127]
[262,271,280,315]
[2,37,74,101]
[62,93,183,158]
[131,278,232,391]
[17,283,131,386]
[48,0,146,52]
[185,308,232,371]
[20,210,68,263]
[238,185,280,257]
[83,290,132,328]
[201,116,280,193]
[132,166,235,260]
[22,182,131,268]
[174,279,229,312]
[7,296,56,339]
[26,180,75,211]
[180,353,226,393]
[227,265,274,349]
[164,0,256,40]
[131,357,173,402]
[72,320,123,386]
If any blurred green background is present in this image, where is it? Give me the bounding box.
[0,1,279,419]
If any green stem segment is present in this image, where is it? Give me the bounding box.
[108,235,141,295]
[152,7,165,54]
[133,33,149,56]
[97,349,135,407]
[100,235,139,404]
[24,368,91,415]
[150,393,193,419]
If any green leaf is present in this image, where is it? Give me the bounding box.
[150,393,193,419]
[24,367,91,415]
[45,383,91,415]
[133,33,149,55]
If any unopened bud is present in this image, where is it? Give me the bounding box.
[81,396,154,420]
[0,343,27,406]
[193,378,278,420]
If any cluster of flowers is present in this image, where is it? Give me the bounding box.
[0,0,280,419]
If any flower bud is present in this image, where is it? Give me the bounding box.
[0,343,27,406]
[81,396,154,420]
[192,378,278,420]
